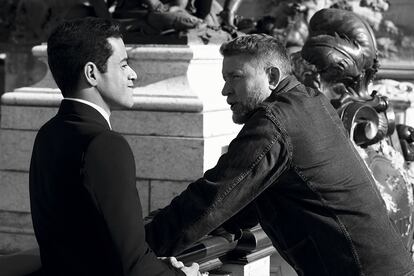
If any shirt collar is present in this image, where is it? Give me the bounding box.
[63,98,112,129]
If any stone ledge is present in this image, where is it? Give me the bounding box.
[2,88,204,112]
[0,211,33,235]
[0,210,36,254]
[31,44,222,62]
[0,232,37,254]
[377,60,414,82]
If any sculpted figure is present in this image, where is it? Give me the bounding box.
[112,0,223,35]
[299,8,414,251]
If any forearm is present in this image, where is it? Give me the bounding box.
[146,109,289,256]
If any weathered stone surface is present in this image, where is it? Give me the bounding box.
[0,210,33,234]
[127,135,204,181]
[0,232,37,254]
[407,107,414,127]
[270,252,298,276]
[204,133,238,170]
[149,180,189,211]
[0,210,36,254]
[4,45,49,93]
[203,110,241,137]
[0,172,30,212]
[136,179,150,217]
[2,88,62,107]
[113,109,238,138]
[186,47,227,112]
[0,130,35,171]
[112,110,203,137]
[1,105,57,130]
[221,256,270,276]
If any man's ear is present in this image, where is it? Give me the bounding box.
[267,66,280,90]
[84,62,99,87]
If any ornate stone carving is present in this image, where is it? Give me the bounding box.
[300,7,414,253]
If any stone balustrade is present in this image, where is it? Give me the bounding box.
[177,225,275,275]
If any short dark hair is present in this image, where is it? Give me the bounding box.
[47,17,122,96]
[220,34,292,76]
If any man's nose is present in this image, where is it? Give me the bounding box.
[129,67,138,81]
[221,82,231,96]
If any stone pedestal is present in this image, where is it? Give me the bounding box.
[0,44,241,253]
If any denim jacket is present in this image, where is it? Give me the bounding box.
[146,76,414,276]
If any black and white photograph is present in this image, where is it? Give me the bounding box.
[1,0,414,275]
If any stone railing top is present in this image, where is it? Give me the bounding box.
[32,44,223,61]
[376,60,414,82]
[176,225,274,272]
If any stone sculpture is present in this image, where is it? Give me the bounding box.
[112,0,237,44]
[298,8,414,253]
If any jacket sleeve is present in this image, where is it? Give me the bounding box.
[220,201,259,239]
[146,108,291,256]
[83,131,184,276]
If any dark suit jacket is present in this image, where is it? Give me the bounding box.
[29,100,183,276]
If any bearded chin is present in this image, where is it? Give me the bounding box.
[232,108,256,124]
[232,92,267,124]
[232,113,246,124]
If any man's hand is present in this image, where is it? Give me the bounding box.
[160,256,184,269]
[159,257,203,276]
[180,262,201,276]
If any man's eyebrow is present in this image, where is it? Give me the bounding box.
[223,70,242,76]
[120,57,129,63]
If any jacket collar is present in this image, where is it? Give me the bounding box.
[57,99,111,130]
[272,75,301,96]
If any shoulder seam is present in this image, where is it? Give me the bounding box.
[263,104,293,164]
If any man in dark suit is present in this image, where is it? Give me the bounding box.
[29,17,199,276]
